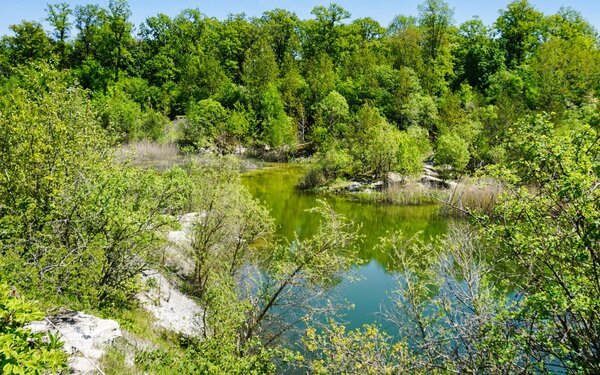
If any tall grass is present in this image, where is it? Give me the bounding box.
[440,178,500,218]
[118,141,183,170]
[381,180,440,205]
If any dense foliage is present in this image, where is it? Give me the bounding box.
[0,284,67,374]
[0,0,596,174]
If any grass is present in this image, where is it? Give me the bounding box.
[117,141,188,171]
[98,304,189,375]
[381,180,443,205]
[440,178,501,218]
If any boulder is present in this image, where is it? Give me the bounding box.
[370,181,384,191]
[420,175,450,189]
[137,271,205,337]
[27,312,121,374]
[347,182,363,192]
[384,172,404,188]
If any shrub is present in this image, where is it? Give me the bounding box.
[184,99,229,148]
[434,132,470,175]
[0,284,67,374]
[298,147,353,189]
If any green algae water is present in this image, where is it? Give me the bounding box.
[242,163,449,332]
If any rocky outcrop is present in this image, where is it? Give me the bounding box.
[162,212,201,277]
[137,212,206,337]
[26,312,121,374]
[137,270,205,337]
[384,172,404,188]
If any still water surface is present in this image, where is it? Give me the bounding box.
[242,163,449,331]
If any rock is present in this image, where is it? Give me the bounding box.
[384,172,404,188]
[423,163,438,177]
[347,182,363,192]
[137,270,205,337]
[26,311,121,374]
[370,181,384,191]
[163,212,203,277]
[420,175,450,189]
[232,145,247,155]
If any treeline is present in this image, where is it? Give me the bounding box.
[1,0,598,175]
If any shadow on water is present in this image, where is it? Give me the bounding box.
[242,163,450,333]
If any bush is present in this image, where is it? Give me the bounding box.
[397,126,431,175]
[0,284,67,374]
[434,132,470,175]
[184,98,229,148]
[0,68,183,307]
[298,147,353,189]
[94,88,144,142]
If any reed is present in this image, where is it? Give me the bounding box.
[118,141,182,170]
[440,178,501,218]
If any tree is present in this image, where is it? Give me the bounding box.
[454,18,504,89]
[417,0,455,93]
[434,132,470,174]
[490,115,600,371]
[185,159,274,300]
[138,14,177,86]
[73,4,106,62]
[312,90,350,145]
[260,84,296,147]
[105,0,133,81]
[304,53,335,105]
[218,13,257,83]
[184,99,229,148]
[495,0,544,68]
[418,0,454,62]
[242,37,279,101]
[387,15,417,36]
[0,66,180,305]
[349,105,404,178]
[46,2,72,66]
[240,201,360,347]
[259,9,300,67]
[303,4,351,60]
[545,7,598,41]
[531,35,600,114]
[4,21,52,65]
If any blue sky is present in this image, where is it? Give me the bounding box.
[1,0,599,36]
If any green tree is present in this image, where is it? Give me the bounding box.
[242,37,279,101]
[495,0,545,68]
[454,18,504,89]
[312,90,350,145]
[259,9,300,67]
[105,0,134,81]
[218,13,257,83]
[303,4,351,60]
[260,84,296,147]
[349,105,404,178]
[418,0,454,62]
[184,98,229,148]
[434,132,470,174]
[487,115,600,371]
[0,67,179,305]
[4,21,52,65]
[46,2,72,66]
[73,4,106,62]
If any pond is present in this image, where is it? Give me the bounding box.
[242,163,450,333]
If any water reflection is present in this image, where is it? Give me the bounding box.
[242,163,449,330]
